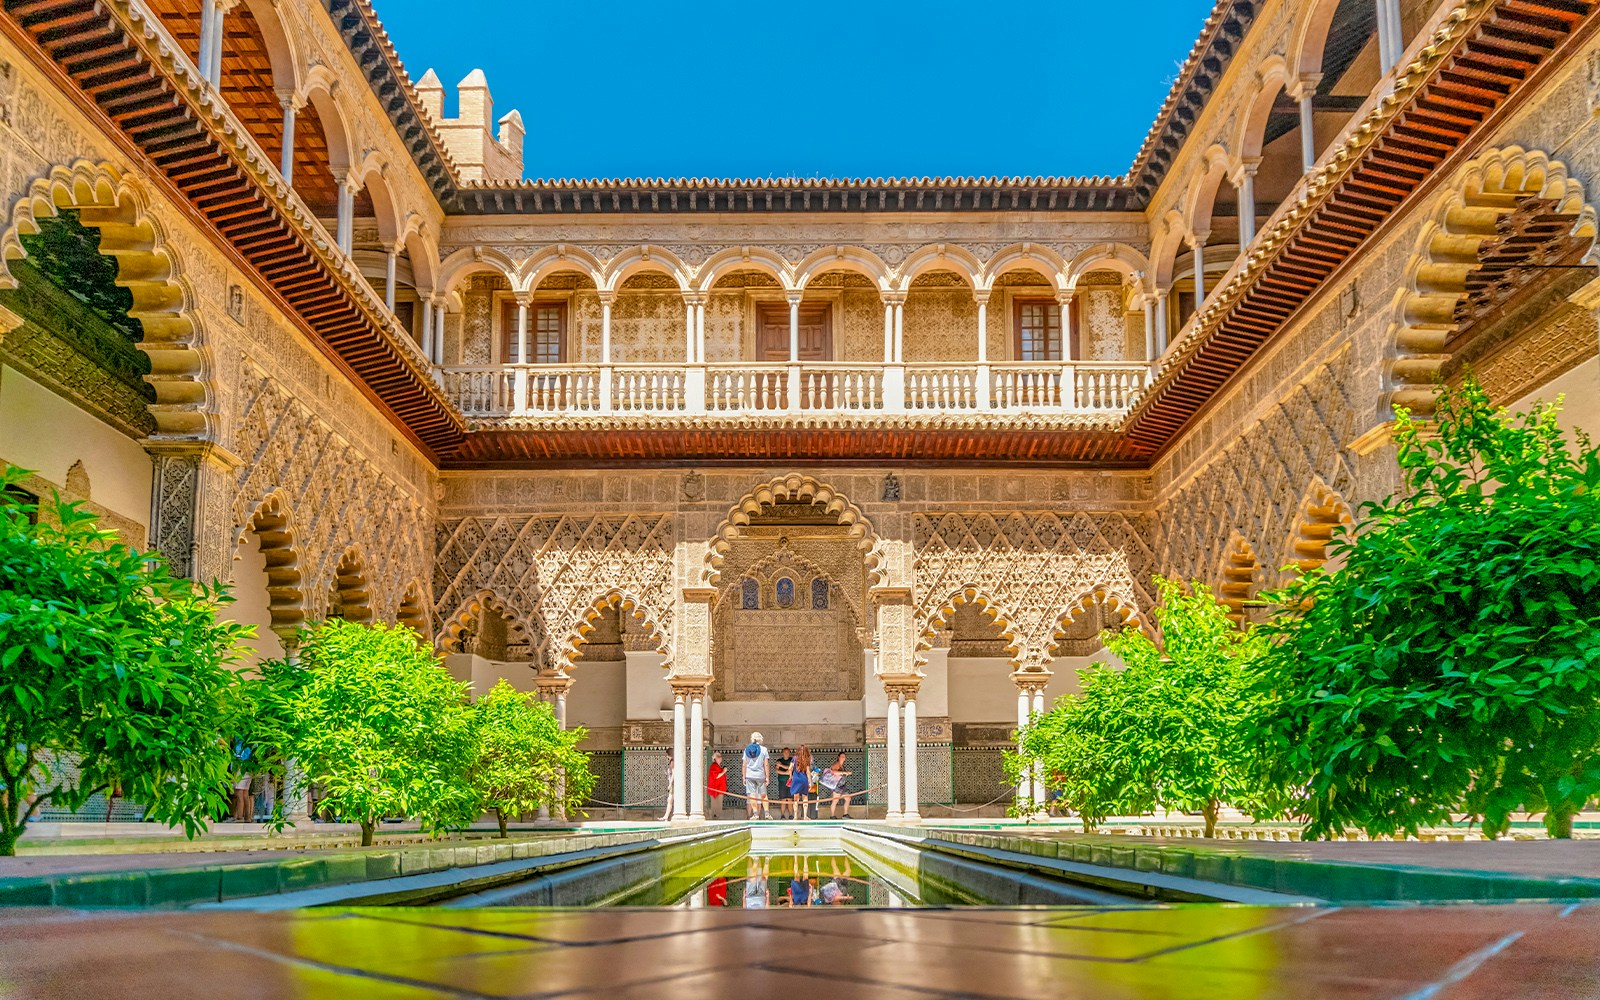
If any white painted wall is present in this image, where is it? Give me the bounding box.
[441,653,539,696]
[226,536,283,667]
[1510,355,1600,441]
[567,659,625,728]
[947,650,1123,723]
[624,651,669,719]
[0,364,151,529]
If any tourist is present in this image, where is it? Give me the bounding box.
[822,752,852,818]
[785,855,814,905]
[789,745,813,820]
[660,747,675,822]
[742,732,770,820]
[743,855,769,908]
[706,751,727,819]
[774,747,795,819]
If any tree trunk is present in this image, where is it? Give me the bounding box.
[1080,816,1093,834]
[0,826,17,858]
[1202,799,1220,839]
[1551,809,1575,839]
[497,808,508,839]
[360,818,375,847]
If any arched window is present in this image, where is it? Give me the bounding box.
[740,578,760,610]
[775,576,795,609]
[812,578,829,610]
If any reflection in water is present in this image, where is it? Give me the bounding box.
[658,853,915,908]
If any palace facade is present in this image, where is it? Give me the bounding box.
[1,0,1596,818]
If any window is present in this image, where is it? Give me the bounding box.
[500,301,567,364]
[1013,299,1063,361]
[740,578,760,610]
[812,578,829,610]
[774,577,795,609]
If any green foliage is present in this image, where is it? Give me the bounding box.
[266,620,476,845]
[1013,577,1265,835]
[1250,380,1600,839]
[0,466,250,855]
[468,680,595,835]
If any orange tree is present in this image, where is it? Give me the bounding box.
[1251,381,1600,838]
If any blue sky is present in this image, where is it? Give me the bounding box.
[372,0,1216,182]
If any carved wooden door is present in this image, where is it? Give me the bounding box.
[756,304,832,361]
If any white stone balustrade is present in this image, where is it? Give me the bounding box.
[441,361,1148,418]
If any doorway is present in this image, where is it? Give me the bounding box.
[756,303,833,361]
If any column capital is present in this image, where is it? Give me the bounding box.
[1289,73,1324,101]
[681,586,717,603]
[534,673,573,697]
[596,289,618,306]
[1186,229,1210,250]
[670,678,712,696]
[681,291,706,306]
[868,585,913,606]
[880,291,907,307]
[883,678,921,699]
[1054,289,1075,307]
[1010,671,1052,695]
[275,88,303,112]
[971,289,991,306]
[1232,157,1262,184]
[784,290,805,307]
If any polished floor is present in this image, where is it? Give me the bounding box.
[2,902,1597,998]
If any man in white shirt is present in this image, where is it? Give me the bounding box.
[742,731,771,820]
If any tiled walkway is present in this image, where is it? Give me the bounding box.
[3,903,1597,999]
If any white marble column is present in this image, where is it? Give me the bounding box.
[882,298,894,361]
[278,91,298,183]
[1377,0,1402,73]
[1293,75,1321,173]
[689,691,706,821]
[384,246,398,313]
[420,298,435,358]
[1056,291,1076,361]
[671,690,687,821]
[1155,290,1169,355]
[197,0,218,82]
[1189,232,1209,307]
[902,690,920,821]
[433,296,447,365]
[974,290,991,408]
[886,694,902,819]
[206,0,234,85]
[694,299,706,363]
[787,294,801,361]
[335,176,354,255]
[1235,160,1259,246]
[683,296,696,362]
[1142,294,1157,360]
[893,299,905,362]
[514,300,529,365]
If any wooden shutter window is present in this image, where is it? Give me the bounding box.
[501,301,568,364]
[1013,298,1062,361]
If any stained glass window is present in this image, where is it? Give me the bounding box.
[812,578,829,609]
[775,576,795,608]
[741,578,759,610]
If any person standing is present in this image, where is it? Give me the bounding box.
[742,732,770,820]
[822,752,853,819]
[789,745,813,821]
[774,747,795,820]
[660,747,676,822]
[706,751,727,820]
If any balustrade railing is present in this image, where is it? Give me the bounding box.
[442,361,1147,418]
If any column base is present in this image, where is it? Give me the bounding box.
[902,811,922,823]
[884,810,904,822]
[670,815,707,827]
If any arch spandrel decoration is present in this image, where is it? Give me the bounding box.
[1,161,212,439]
[913,510,1156,670]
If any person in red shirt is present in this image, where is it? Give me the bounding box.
[706,751,728,820]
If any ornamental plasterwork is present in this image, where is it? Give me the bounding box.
[433,513,677,669]
[912,511,1157,669]
[228,363,432,623]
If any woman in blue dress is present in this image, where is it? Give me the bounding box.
[788,745,813,820]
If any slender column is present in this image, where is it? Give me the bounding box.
[1293,75,1321,173]
[197,0,217,82]
[787,293,801,361]
[1056,291,1076,361]
[1142,294,1157,361]
[694,299,706,364]
[535,686,552,821]
[1155,290,1170,354]
[684,297,695,362]
[1189,232,1209,306]
[902,692,920,821]
[598,291,614,411]
[885,694,902,819]
[1015,686,1031,804]
[511,298,530,413]
[689,692,706,820]
[893,300,905,362]
[278,92,298,184]
[514,300,529,365]
[671,691,687,821]
[882,298,894,361]
[974,290,991,408]
[384,246,398,313]
[206,0,232,85]
[1377,0,1401,73]
[420,298,435,358]
[335,176,354,255]
[433,297,447,365]
[1385,0,1405,74]
[1235,160,1260,246]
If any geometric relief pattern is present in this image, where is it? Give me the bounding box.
[1154,360,1363,593]
[227,363,431,625]
[912,510,1157,670]
[434,512,676,669]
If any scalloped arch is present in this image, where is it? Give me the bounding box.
[1281,479,1355,580]
[436,588,537,655]
[705,474,881,588]
[1,161,213,439]
[917,587,1024,669]
[556,589,670,672]
[1050,588,1148,651]
[233,492,307,643]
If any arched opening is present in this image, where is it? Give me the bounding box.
[706,268,783,367]
[1297,0,1385,164]
[922,590,1024,811]
[325,548,373,624]
[1074,269,1143,363]
[227,496,305,665]
[1165,242,1242,342]
[396,581,431,640]
[1391,148,1597,416]
[287,97,343,222]
[1238,79,1305,232]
